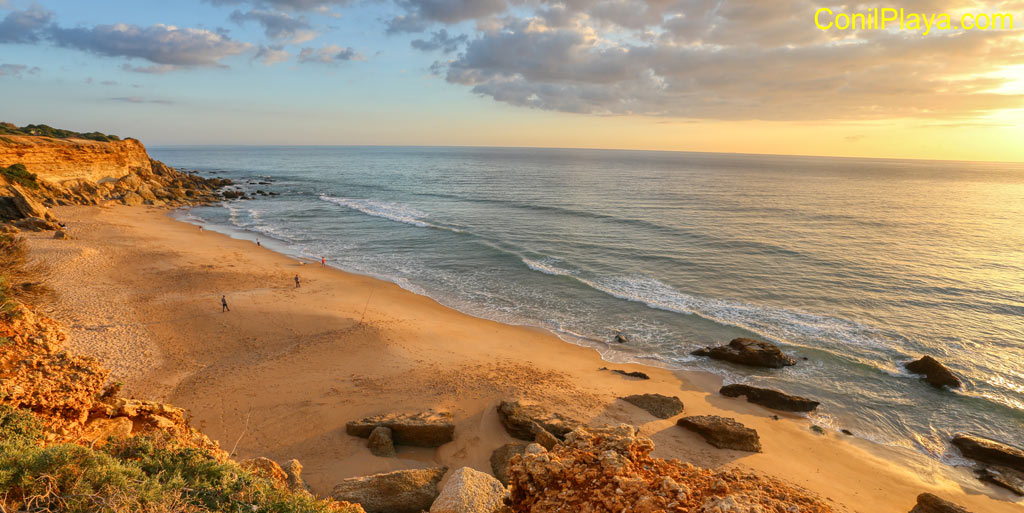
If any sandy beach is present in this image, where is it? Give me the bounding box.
[22,204,1021,513]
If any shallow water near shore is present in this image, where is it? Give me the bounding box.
[150,145,1024,461]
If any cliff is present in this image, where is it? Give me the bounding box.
[0,135,152,184]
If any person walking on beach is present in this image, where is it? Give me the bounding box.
[221,295,230,312]
[256,238,261,247]
[321,256,326,267]
[294,274,300,288]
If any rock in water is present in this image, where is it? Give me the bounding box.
[614,333,628,344]
[367,426,396,457]
[951,434,1024,472]
[719,384,819,412]
[621,393,684,419]
[496,401,579,443]
[677,415,762,452]
[429,467,506,513]
[691,338,796,368]
[332,467,447,513]
[909,493,972,513]
[346,411,454,447]
[490,443,528,486]
[976,465,1024,496]
[904,356,961,388]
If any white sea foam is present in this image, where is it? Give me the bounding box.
[521,257,577,277]
[319,195,431,228]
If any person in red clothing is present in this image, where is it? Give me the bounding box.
[321,256,326,267]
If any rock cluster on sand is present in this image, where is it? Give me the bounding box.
[677,415,762,452]
[331,467,447,513]
[429,467,505,513]
[909,493,972,513]
[719,384,820,412]
[491,443,528,486]
[497,401,580,448]
[904,356,961,388]
[692,338,796,368]
[346,410,455,447]
[505,425,833,512]
[620,393,684,419]
[951,434,1024,472]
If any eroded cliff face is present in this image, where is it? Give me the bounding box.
[0,135,152,183]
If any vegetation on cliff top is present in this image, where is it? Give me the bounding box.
[1,163,40,189]
[0,122,122,143]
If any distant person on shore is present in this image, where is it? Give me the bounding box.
[199,225,203,232]
[221,295,229,312]
[294,274,300,288]
[256,238,261,247]
[321,256,326,267]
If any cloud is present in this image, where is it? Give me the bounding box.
[204,0,350,11]
[410,28,467,53]
[297,43,363,63]
[229,9,316,43]
[108,96,175,105]
[435,1,1024,121]
[255,44,290,64]
[0,63,40,77]
[50,23,252,70]
[0,2,54,43]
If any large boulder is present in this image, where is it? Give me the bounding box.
[909,493,971,513]
[490,443,528,486]
[677,415,762,452]
[121,191,144,206]
[496,401,579,444]
[367,426,396,457]
[719,384,819,412]
[429,467,506,513]
[951,434,1024,472]
[346,411,454,447]
[8,184,54,220]
[692,338,796,368]
[331,467,447,513]
[620,393,684,419]
[904,356,961,388]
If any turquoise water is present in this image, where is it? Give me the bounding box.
[150,145,1024,461]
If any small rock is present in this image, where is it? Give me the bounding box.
[951,434,1024,472]
[904,356,961,388]
[346,411,454,447]
[490,443,528,486]
[496,401,579,443]
[692,338,796,368]
[331,467,447,513]
[429,467,506,513]
[677,415,762,452]
[284,459,308,492]
[53,229,71,240]
[841,429,854,436]
[909,492,972,513]
[719,384,819,412]
[241,457,289,487]
[977,465,1024,496]
[621,394,684,419]
[368,426,396,457]
[121,191,144,206]
[614,333,629,344]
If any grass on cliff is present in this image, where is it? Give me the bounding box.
[0,122,121,143]
[1,163,40,189]
[0,406,355,513]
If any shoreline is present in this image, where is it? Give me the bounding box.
[25,205,1021,513]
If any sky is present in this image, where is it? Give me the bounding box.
[0,0,1023,162]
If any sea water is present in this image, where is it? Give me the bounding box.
[150,145,1024,461]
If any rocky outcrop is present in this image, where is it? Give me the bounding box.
[367,426,396,457]
[491,443,528,486]
[904,356,961,388]
[346,411,455,448]
[620,393,684,419]
[429,467,506,513]
[977,466,1024,496]
[677,415,762,452]
[692,338,796,368]
[0,136,153,183]
[496,401,579,445]
[719,384,820,412]
[951,434,1024,472]
[331,467,447,513]
[505,425,833,512]
[909,493,971,513]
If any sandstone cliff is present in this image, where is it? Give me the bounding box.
[0,135,152,184]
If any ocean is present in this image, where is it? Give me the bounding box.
[149,145,1024,462]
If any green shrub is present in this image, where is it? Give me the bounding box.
[0,123,121,142]
[0,405,44,445]
[1,163,39,189]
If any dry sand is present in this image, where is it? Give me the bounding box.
[24,205,1022,513]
